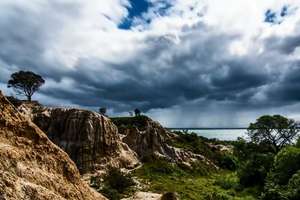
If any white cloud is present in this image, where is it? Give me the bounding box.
[1,0,300,126]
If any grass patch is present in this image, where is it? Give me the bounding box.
[133,162,258,200]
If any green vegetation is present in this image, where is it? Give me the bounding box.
[261,147,300,200]
[90,168,136,200]
[248,115,299,152]
[111,115,149,130]
[133,160,257,200]
[7,70,45,101]
[108,114,300,199]
[233,115,300,199]
[169,132,237,170]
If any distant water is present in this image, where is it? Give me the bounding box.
[193,129,248,141]
[170,129,248,141]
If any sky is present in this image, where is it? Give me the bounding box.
[1,0,300,127]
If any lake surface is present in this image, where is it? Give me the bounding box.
[169,129,248,141]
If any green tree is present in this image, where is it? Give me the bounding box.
[99,107,107,116]
[262,147,300,200]
[247,115,299,152]
[134,108,141,116]
[7,71,45,101]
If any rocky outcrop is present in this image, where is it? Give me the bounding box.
[31,107,139,173]
[0,91,106,200]
[113,116,217,168]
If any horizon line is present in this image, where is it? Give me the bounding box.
[166,127,300,130]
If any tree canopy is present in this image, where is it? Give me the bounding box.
[99,107,107,116]
[7,71,45,101]
[134,108,141,116]
[247,115,299,152]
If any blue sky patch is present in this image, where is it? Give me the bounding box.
[118,0,173,30]
[264,5,295,25]
[264,9,277,23]
[119,0,152,29]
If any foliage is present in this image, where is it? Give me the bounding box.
[268,147,300,185]
[134,161,257,200]
[219,154,238,171]
[232,138,274,162]
[214,173,239,190]
[90,168,135,200]
[104,168,135,193]
[111,115,149,130]
[247,115,299,152]
[169,132,228,167]
[7,71,45,101]
[261,147,300,200]
[238,153,274,187]
[134,108,141,116]
[161,192,179,200]
[296,136,300,148]
[99,107,107,116]
[100,186,121,200]
[262,170,300,200]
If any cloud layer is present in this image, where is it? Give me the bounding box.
[1,0,300,127]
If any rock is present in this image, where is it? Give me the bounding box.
[113,116,217,168]
[31,107,139,173]
[0,91,106,200]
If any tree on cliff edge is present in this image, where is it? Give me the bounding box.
[7,71,45,101]
[134,108,141,116]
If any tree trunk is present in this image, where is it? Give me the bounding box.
[27,95,31,102]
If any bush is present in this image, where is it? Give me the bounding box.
[90,168,135,200]
[219,154,238,171]
[161,192,179,200]
[238,153,274,187]
[262,147,300,200]
[104,168,135,193]
[270,147,300,185]
[100,186,121,200]
[296,137,300,148]
[286,170,300,200]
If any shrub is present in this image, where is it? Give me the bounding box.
[262,147,300,200]
[100,186,121,200]
[286,170,300,200]
[238,153,274,187]
[104,168,135,193]
[90,168,135,200]
[161,192,179,200]
[219,154,238,171]
[296,137,300,148]
[270,147,300,185]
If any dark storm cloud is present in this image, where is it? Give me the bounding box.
[266,62,300,104]
[264,30,300,54]
[36,27,274,112]
[1,0,300,120]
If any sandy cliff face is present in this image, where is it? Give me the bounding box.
[113,116,217,168]
[0,92,106,200]
[32,107,139,173]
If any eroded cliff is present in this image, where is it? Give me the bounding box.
[30,107,139,173]
[112,116,217,168]
[0,92,106,200]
